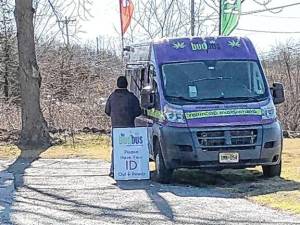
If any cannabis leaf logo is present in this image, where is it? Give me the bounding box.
[172,42,186,49]
[228,40,241,48]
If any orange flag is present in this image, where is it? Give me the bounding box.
[119,0,134,35]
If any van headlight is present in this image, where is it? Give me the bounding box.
[164,105,186,123]
[261,101,277,120]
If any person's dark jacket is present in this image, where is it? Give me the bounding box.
[105,89,142,128]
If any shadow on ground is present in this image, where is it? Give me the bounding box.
[0,156,299,224]
[7,184,294,225]
[116,167,300,219]
[115,168,300,223]
[0,146,49,224]
[170,168,300,198]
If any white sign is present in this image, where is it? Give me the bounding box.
[113,127,150,180]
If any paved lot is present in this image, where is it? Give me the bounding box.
[1,159,300,225]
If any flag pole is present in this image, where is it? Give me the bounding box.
[119,0,124,58]
[191,0,195,36]
[219,0,222,35]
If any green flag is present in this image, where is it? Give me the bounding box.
[221,0,241,36]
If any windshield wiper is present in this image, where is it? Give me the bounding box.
[215,96,266,102]
[166,95,224,104]
[188,76,232,84]
[196,98,225,104]
[165,95,199,102]
[233,96,260,102]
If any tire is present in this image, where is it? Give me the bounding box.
[262,161,281,178]
[154,141,173,183]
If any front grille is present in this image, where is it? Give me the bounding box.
[197,129,257,151]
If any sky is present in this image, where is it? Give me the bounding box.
[79,0,300,52]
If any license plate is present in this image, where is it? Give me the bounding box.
[219,152,239,163]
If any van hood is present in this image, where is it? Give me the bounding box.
[181,101,269,128]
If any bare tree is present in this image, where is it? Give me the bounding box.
[0,0,19,101]
[128,0,207,41]
[12,0,94,148]
[37,41,121,132]
[33,0,92,46]
[125,0,277,44]
[262,41,300,131]
[15,0,51,148]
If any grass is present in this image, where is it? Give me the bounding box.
[250,139,300,214]
[0,134,112,161]
[0,144,21,159]
[0,134,299,214]
[40,135,112,160]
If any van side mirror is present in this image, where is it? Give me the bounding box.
[271,82,285,105]
[141,86,155,109]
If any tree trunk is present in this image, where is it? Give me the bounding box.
[3,52,9,100]
[1,0,9,100]
[15,0,51,148]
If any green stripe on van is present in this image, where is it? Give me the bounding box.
[147,109,165,120]
[185,109,262,120]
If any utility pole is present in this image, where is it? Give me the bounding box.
[191,0,195,36]
[96,36,100,54]
[57,16,76,46]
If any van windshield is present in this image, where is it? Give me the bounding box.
[161,61,268,104]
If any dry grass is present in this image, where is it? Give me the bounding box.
[0,134,111,161]
[0,135,299,214]
[40,135,111,160]
[250,139,300,214]
[0,144,21,159]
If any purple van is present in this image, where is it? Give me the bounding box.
[125,36,285,183]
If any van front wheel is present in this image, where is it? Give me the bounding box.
[154,141,173,183]
[262,161,281,177]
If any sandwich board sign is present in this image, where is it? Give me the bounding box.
[113,127,150,180]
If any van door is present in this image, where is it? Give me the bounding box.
[135,65,158,127]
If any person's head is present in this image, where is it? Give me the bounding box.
[117,76,128,89]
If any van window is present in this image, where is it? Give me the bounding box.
[161,61,268,103]
[126,68,141,96]
[141,65,155,88]
[252,64,265,95]
[141,68,148,87]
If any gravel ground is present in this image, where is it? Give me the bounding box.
[0,159,300,225]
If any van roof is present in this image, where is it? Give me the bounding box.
[152,36,259,65]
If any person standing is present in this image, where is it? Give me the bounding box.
[105,76,142,177]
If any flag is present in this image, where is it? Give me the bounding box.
[220,0,241,36]
[119,0,134,35]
